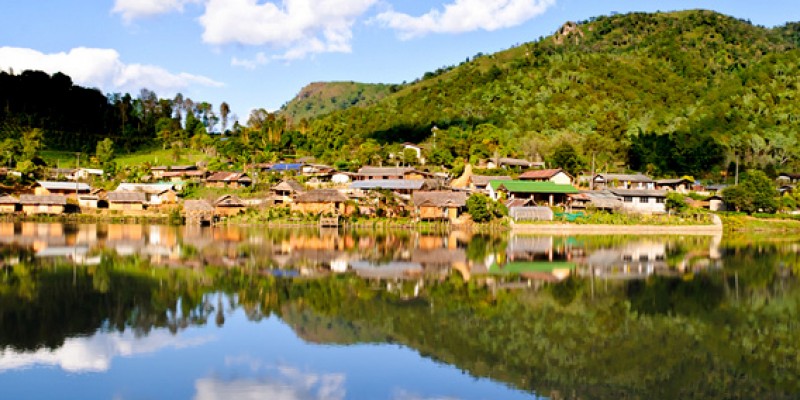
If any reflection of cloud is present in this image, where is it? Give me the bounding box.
[195,364,345,400]
[392,389,461,400]
[0,331,213,373]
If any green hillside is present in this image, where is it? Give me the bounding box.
[294,10,800,178]
[279,81,394,124]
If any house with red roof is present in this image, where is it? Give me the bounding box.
[518,168,573,185]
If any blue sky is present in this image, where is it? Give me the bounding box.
[1,1,799,124]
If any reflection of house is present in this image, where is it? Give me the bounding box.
[593,173,654,190]
[272,180,306,204]
[206,171,252,188]
[108,192,147,211]
[518,168,573,185]
[214,194,246,216]
[412,191,467,221]
[35,181,90,196]
[0,195,19,213]
[292,189,348,215]
[583,240,668,280]
[488,261,574,282]
[468,175,510,192]
[609,189,667,214]
[20,195,66,215]
[490,180,578,205]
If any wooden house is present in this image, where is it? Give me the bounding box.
[291,189,349,215]
[214,194,247,216]
[150,165,197,180]
[206,171,252,188]
[0,195,19,213]
[19,195,66,215]
[412,191,467,222]
[183,200,215,225]
[115,183,178,205]
[272,180,306,204]
[108,191,147,211]
[518,168,573,185]
[656,178,694,193]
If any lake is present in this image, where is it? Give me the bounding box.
[0,222,798,399]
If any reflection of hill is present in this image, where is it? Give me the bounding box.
[279,303,387,345]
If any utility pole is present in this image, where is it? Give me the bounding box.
[590,152,595,190]
[75,152,80,199]
[735,152,739,185]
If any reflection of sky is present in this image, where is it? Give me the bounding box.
[0,331,213,373]
[0,301,536,400]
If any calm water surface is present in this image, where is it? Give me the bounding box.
[0,223,798,399]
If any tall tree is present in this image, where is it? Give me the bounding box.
[219,102,230,133]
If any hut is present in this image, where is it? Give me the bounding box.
[107,191,147,211]
[0,195,19,213]
[34,181,91,197]
[272,180,306,204]
[183,200,215,225]
[291,189,348,215]
[214,194,247,216]
[412,191,467,222]
[19,195,67,215]
[206,171,252,188]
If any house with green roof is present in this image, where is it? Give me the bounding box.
[488,180,579,206]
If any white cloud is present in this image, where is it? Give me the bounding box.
[112,0,201,23]
[0,331,213,373]
[194,365,346,400]
[375,0,556,39]
[0,46,223,97]
[199,0,377,60]
[231,53,269,70]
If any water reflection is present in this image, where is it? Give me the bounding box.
[1,222,799,399]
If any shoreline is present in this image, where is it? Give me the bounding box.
[510,222,722,235]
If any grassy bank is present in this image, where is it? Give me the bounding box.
[719,213,800,232]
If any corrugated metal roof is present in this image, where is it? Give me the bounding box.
[491,180,579,194]
[412,191,467,207]
[19,195,67,205]
[594,173,654,183]
[108,192,147,203]
[351,179,426,190]
[37,181,91,191]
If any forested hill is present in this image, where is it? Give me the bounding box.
[279,81,394,124]
[297,10,800,177]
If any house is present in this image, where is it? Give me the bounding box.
[609,189,667,214]
[150,165,197,180]
[568,190,622,211]
[593,173,655,190]
[19,195,67,215]
[74,168,104,180]
[269,163,304,173]
[412,191,467,222]
[272,180,306,204]
[107,191,147,211]
[350,179,429,197]
[355,166,428,181]
[291,189,349,215]
[468,175,511,192]
[35,181,91,197]
[518,168,573,185]
[656,178,694,193]
[489,180,579,206]
[161,169,207,182]
[214,194,247,216]
[182,200,215,226]
[115,183,178,206]
[48,168,77,180]
[0,195,19,213]
[778,172,800,185]
[486,157,545,169]
[206,171,252,188]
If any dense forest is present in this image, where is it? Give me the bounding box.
[2,10,800,180]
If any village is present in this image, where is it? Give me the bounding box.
[0,153,742,226]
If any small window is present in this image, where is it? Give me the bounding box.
[638,197,649,203]
[639,254,649,261]
[623,196,633,203]
[656,197,665,204]
[623,255,633,261]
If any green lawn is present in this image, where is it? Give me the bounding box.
[40,147,209,169]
